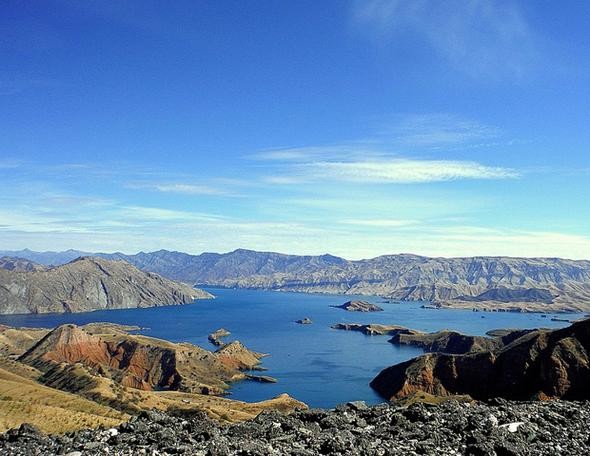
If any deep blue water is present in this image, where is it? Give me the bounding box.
[0,288,579,408]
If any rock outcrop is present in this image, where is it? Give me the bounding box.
[18,324,267,395]
[388,329,502,354]
[333,300,384,312]
[208,328,231,347]
[331,323,405,335]
[295,317,313,324]
[0,257,212,314]
[332,323,532,354]
[371,319,590,401]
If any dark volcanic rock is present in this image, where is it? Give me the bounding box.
[371,319,590,402]
[334,300,384,312]
[2,400,589,455]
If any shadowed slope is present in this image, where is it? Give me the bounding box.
[371,319,590,401]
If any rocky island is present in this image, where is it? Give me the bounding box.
[333,300,384,312]
[208,328,231,347]
[331,323,405,335]
[333,322,538,354]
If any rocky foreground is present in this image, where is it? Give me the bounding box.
[2,399,589,455]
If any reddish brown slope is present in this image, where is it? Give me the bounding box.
[371,319,590,401]
[19,324,265,394]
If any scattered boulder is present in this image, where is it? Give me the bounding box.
[2,400,589,455]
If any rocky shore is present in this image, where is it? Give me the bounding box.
[2,399,589,455]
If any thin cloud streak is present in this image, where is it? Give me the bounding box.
[352,0,538,78]
[128,182,234,196]
[340,219,418,227]
[271,159,518,184]
[385,113,500,148]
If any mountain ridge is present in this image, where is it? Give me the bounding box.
[370,318,590,401]
[2,248,590,311]
[0,256,212,315]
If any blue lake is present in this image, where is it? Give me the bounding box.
[0,288,579,408]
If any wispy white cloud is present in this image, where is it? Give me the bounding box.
[121,206,225,222]
[386,113,500,148]
[130,182,233,196]
[339,218,417,227]
[253,113,517,185]
[249,145,382,162]
[351,0,537,78]
[268,158,518,184]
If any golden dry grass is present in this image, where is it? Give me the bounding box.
[131,390,306,423]
[392,390,474,407]
[0,366,127,434]
[36,359,305,424]
[0,326,49,357]
[0,324,306,434]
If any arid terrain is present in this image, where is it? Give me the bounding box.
[0,256,212,314]
[4,249,590,312]
[0,323,304,434]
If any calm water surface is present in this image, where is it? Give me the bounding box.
[0,288,579,408]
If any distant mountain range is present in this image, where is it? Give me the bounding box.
[2,248,590,312]
[0,256,212,314]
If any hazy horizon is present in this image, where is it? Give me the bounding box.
[2,1,590,259]
[1,246,588,263]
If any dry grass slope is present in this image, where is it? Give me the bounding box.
[0,366,127,434]
[0,323,306,434]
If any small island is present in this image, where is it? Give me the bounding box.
[331,323,405,335]
[208,328,231,347]
[295,317,313,324]
[333,300,384,312]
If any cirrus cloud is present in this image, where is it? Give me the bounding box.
[267,158,518,184]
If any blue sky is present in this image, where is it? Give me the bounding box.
[1,0,590,259]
